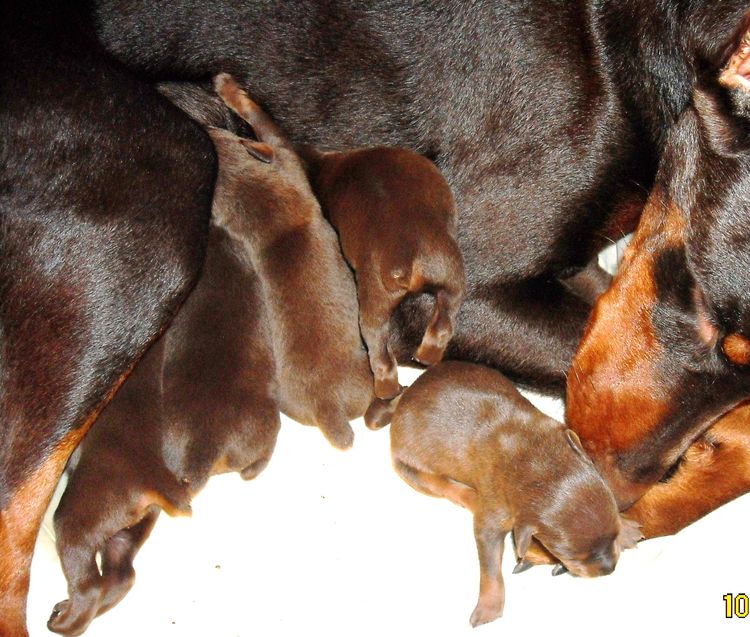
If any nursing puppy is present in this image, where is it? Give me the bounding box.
[302,145,465,399]
[49,224,280,637]
[389,361,640,627]
[210,74,373,449]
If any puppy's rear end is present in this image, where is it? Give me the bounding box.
[308,146,466,400]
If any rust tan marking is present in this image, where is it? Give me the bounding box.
[567,192,687,504]
[0,366,134,637]
[517,539,556,567]
[626,402,750,538]
[0,428,88,637]
[136,490,192,518]
[723,333,750,365]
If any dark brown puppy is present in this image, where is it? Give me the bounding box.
[389,361,640,627]
[209,74,373,450]
[302,146,465,399]
[48,223,280,637]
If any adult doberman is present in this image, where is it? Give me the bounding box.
[5,1,750,635]
[0,4,215,634]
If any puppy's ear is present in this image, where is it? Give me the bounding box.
[513,525,536,560]
[240,139,274,164]
[616,516,643,551]
[565,429,592,463]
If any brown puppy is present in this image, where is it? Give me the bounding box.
[389,361,640,627]
[48,223,280,637]
[210,74,373,450]
[301,145,465,399]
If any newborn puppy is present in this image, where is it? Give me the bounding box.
[301,145,465,399]
[389,361,640,627]
[210,73,373,449]
[48,223,280,637]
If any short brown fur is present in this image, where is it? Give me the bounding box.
[48,223,280,637]
[302,145,465,399]
[210,74,373,449]
[390,361,639,627]
[0,429,89,637]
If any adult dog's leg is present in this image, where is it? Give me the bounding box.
[625,403,750,538]
[0,11,214,636]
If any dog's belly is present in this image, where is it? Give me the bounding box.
[92,0,646,282]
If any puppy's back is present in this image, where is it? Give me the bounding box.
[162,222,280,485]
[391,362,535,480]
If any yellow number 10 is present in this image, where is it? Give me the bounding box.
[724,594,750,618]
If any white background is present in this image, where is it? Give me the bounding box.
[26,364,750,637]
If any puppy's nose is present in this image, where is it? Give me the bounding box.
[595,553,616,576]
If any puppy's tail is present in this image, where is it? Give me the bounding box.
[314,402,355,450]
[364,392,403,430]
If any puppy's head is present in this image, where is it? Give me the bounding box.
[514,430,641,577]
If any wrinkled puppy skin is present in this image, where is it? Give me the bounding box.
[390,361,639,627]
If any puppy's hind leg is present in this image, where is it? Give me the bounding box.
[359,274,404,400]
[392,459,478,512]
[96,508,161,617]
[414,282,465,366]
[48,530,108,637]
[314,402,355,450]
[50,488,177,634]
[470,512,508,628]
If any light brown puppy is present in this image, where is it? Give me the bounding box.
[389,361,641,627]
[211,73,373,449]
[49,223,281,637]
[302,145,465,400]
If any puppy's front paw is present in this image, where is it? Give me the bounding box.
[364,396,398,430]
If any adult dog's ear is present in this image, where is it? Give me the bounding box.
[693,86,750,156]
[719,17,750,94]
[695,14,750,156]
